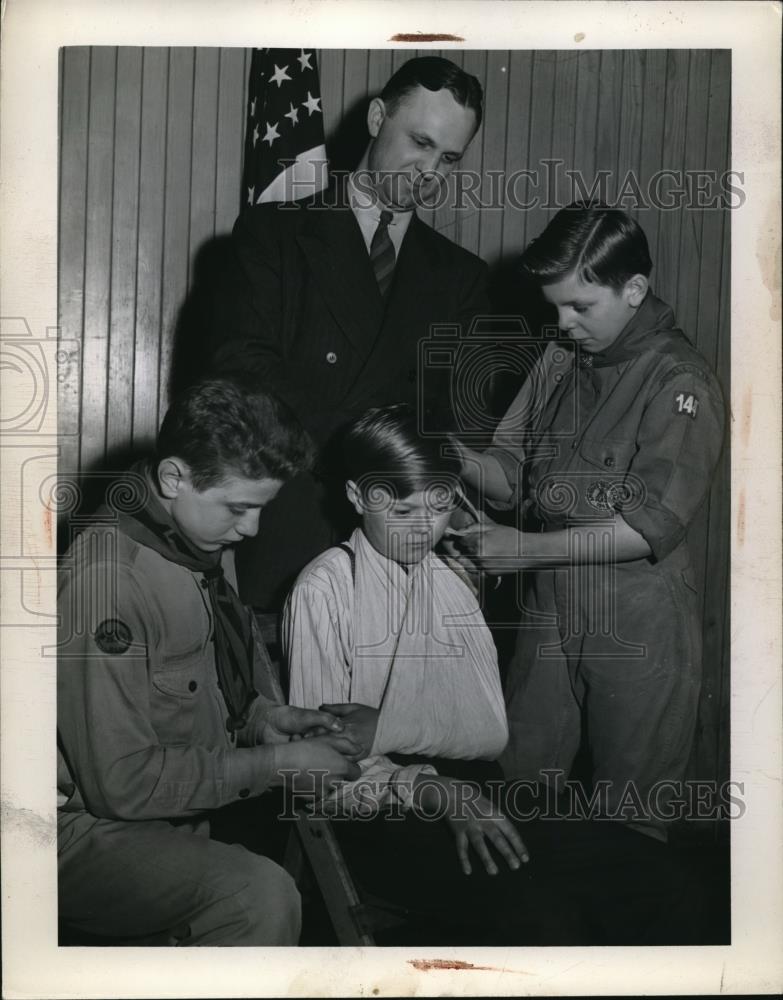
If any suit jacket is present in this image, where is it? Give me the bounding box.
[210,182,490,607]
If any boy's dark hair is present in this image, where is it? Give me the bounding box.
[343,403,461,501]
[380,56,483,131]
[156,378,314,489]
[520,202,653,290]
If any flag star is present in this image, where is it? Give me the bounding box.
[262,121,280,146]
[269,63,291,88]
[284,102,299,126]
[247,186,255,205]
[252,123,259,147]
[297,49,313,72]
[302,91,321,116]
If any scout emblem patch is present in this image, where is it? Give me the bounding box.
[585,480,626,512]
[94,618,133,654]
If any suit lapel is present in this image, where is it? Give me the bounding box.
[340,216,442,401]
[297,184,384,357]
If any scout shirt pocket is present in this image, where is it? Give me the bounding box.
[149,580,213,744]
[578,436,637,472]
[150,652,211,744]
[576,437,639,516]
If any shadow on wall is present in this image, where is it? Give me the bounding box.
[169,234,239,399]
[326,96,370,173]
[56,443,153,556]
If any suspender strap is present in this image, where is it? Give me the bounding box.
[336,542,356,584]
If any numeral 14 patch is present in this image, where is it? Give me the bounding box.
[674,392,699,418]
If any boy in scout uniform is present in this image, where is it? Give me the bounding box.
[454,205,725,840]
[57,380,363,945]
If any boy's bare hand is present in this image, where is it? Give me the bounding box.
[275,734,363,797]
[262,705,345,744]
[414,776,530,876]
[318,702,380,758]
[445,521,522,576]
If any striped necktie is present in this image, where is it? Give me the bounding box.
[370,209,396,296]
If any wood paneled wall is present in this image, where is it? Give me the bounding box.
[58,47,730,790]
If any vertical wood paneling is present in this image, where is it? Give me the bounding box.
[189,49,221,264]
[159,48,195,424]
[523,50,556,248]
[367,48,393,97]
[132,48,168,451]
[616,50,644,217]
[341,49,369,120]
[58,47,90,478]
[675,50,712,348]
[548,51,579,218]
[319,48,345,144]
[636,49,668,272]
[571,50,600,212]
[477,52,509,266]
[80,47,117,471]
[656,51,690,308]
[500,50,533,257]
[106,47,142,459]
[60,45,731,789]
[216,49,248,227]
[456,50,487,257]
[594,51,624,206]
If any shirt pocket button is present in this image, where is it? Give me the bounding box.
[188,680,198,692]
[604,457,615,467]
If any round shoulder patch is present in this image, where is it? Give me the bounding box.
[94,618,133,655]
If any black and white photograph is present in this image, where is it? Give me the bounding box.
[1,1,781,997]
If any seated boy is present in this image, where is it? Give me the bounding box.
[57,379,363,946]
[284,405,540,942]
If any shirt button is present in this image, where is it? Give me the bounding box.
[188,680,198,692]
[604,457,615,467]
[326,351,337,364]
[200,578,209,589]
[238,788,250,799]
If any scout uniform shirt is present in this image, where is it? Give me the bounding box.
[487,291,725,804]
[57,519,280,823]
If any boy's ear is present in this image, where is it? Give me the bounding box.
[366,97,386,139]
[345,480,365,515]
[157,457,191,500]
[624,273,649,308]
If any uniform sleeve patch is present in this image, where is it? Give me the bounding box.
[673,392,699,419]
[94,618,133,654]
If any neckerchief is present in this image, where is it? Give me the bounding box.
[102,464,257,730]
[582,291,679,368]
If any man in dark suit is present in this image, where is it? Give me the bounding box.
[212,56,488,609]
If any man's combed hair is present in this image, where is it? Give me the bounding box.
[380,56,484,130]
[520,202,653,290]
[342,403,461,500]
[157,378,314,489]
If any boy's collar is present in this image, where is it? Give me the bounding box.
[583,291,677,368]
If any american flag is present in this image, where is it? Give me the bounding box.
[243,48,328,206]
